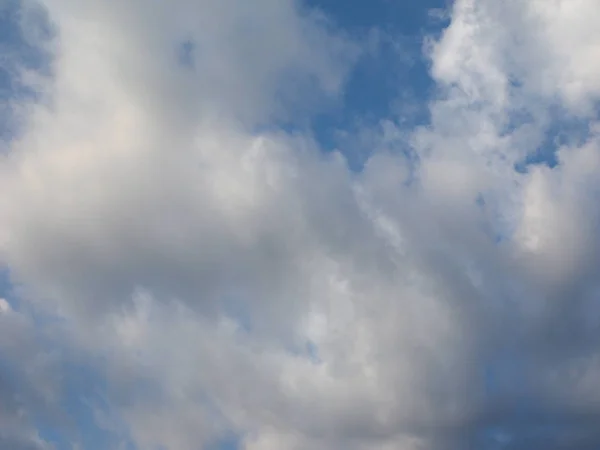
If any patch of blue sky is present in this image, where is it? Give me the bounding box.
[0,0,53,143]
[305,339,321,364]
[0,268,38,317]
[306,0,450,35]
[0,354,68,450]
[177,39,196,69]
[481,351,535,444]
[0,268,16,305]
[307,0,449,170]
[483,356,529,401]
[221,291,253,334]
[58,361,133,450]
[0,274,75,450]
[36,421,73,450]
[279,338,323,366]
[478,426,513,450]
[246,0,450,171]
[207,434,242,450]
[0,0,52,68]
[513,103,599,173]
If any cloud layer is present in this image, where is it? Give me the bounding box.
[1,0,600,449]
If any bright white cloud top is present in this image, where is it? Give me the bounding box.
[1,0,600,449]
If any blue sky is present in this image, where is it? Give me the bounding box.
[2,0,600,449]
[307,0,449,168]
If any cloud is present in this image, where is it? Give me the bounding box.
[429,0,600,115]
[1,0,600,449]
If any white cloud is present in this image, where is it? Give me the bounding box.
[0,298,10,314]
[1,0,600,449]
[430,0,600,115]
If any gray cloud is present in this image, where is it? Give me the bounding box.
[1,0,600,449]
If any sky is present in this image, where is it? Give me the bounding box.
[1,0,600,449]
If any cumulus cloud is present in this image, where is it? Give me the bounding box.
[1,0,600,449]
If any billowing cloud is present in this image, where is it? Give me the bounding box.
[1,0,600,449]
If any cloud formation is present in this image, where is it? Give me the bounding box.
[1,0,600,449]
